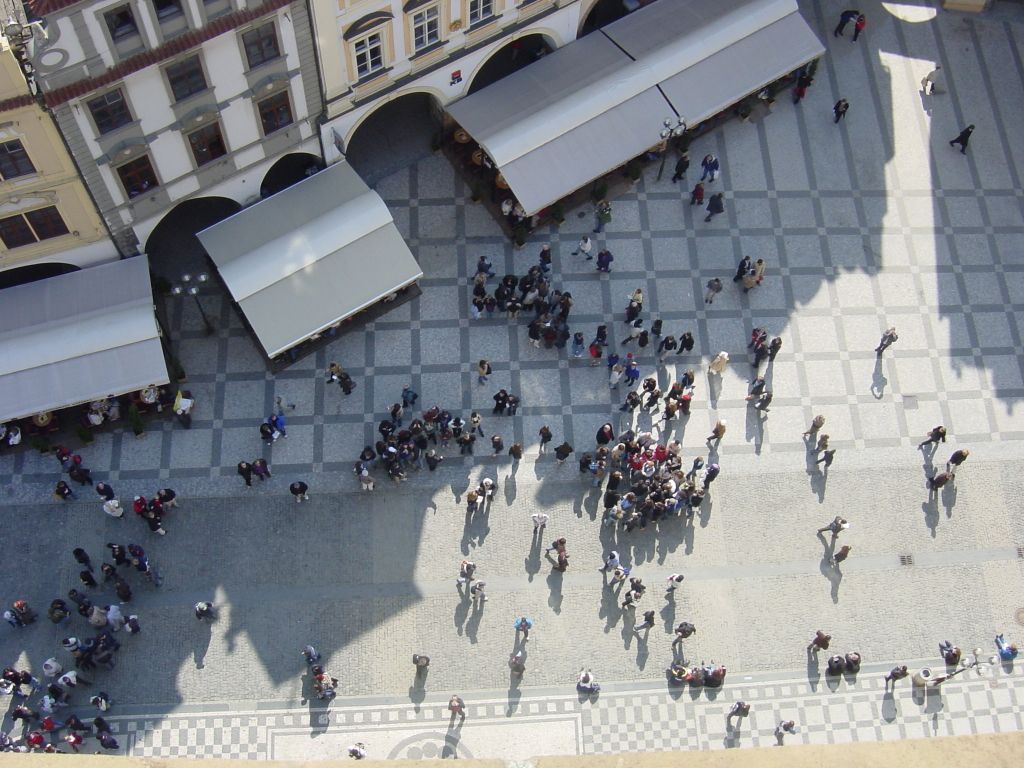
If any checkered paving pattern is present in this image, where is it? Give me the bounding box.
[2,0,1024,762]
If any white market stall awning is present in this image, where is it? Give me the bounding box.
[446,0,824,215]
[0,256,169,423]
[198,160,423,359]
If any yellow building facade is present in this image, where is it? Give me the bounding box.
[0,29,115,284]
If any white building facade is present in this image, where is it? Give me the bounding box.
[309,0,597,160]
[28,0,324,253]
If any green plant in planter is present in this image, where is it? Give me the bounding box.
[169,355,187,381]
[30,436,50,454]
[550,202,565,224]
[626,159,642,181]
[151,275,172,296]
[513,225,527,247]
[470,181,482,202]
[590,181,608,203]
[77,426,95,444]
[128,405,145,438]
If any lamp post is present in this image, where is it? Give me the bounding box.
[656,116,688,182]
[171,272,214,336]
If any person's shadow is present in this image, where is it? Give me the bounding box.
[546,569,564,614]
[806,646,821,692]
[192,615,214,669]
[806,451,826,503]
[504,472,517,504]
[409,666,427,712]
[941,483,957,516]
[881,687,899,723]
[707,372,722,408]
[524,533,542,582]
[922,499,939,537]
[871,357,888,399]
[453,588,470,635]
[301,667,331,738]
[465,599,484,643]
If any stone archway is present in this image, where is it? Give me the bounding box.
[580,0,657,36]
[0,261,80,290]
[345,92,443,186]
[260,153,324,199]
[143,196,241,281]
[466,33,557,95]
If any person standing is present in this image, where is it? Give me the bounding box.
[509,442,523,462]
[704,192,725,223]
[477,359,492,385]
[678,331,695,355]
[733,256,752,284]
[884,665,909,689]
[538,425,553,453]
[792,71,812,104]
[237,461,253,487]
[875,327,898,354]
[252,458,271,482]
[852,13,866,42]
[671,151,690,183]
[593,199,612,234]
[803,415,826,438]
[700,154,719,182]
[289,481,310,502]
[554,442,573,465]
[95,483,116,502]
[633,610,656,635]
[448,695,466,720]
[596,249,614,273]
[708,351,729,375]
[704,278,723,304]
[817,449,836,469]
[949,125,974,154]
[927,471,950,496]
[665,574,684,596]
[808,630,831,652]
[531,512,548,533]
[706,419,727,445]
[689,181,705,207]
[833,98,849,123]
[833,9,859,37]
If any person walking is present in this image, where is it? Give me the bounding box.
[448,695,466,720]
[289,481,310,502]
[554,442,573,465]
[704,278,723,304]
[831,545,852,567]
[918,425,946,449]
[665,574,684,596]
[875,327,898,354]
[513,616,533,640]
[571,235,593,259]
[733,256,752,284]
[678,331,695,355]
[689,181,705,207]
[509,442,523,462]
[538,425,553,453]
[671,151,690,183]
[927,470,951,496]
[252,458,271,482]
[531,512,549,533]
[700,154,719,182]
[95,483,116,502]
[596,249,614,273]
[704,192,725,223]
[817,449,836,469]
[775,720,797,740]
[708,351,729,375]
[817,516,849,538]
[477,359,492,385]
[921,65,942,94]
[803,415,825,438]
[194,601,214,620]
[706,419,727,445]
[55,480,75,501]
[947,448,970,476]
[833,9,859,37]
[949,124,974,154]
[808,630,831,652]
[469,581,487,604]
[672,621,696,650]
[884,665,909,689]
[833,98,849,123]
[599,550,620,573]
[792,71,813,104]
[633,610,656,635]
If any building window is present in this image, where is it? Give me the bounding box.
[412,7,439,51]
[469,0,494,25]
[242,23,280,69]
[166,56,207,102]
[104,6,139,40]
[0,140,36,180]
[203,0,232,18]
[187,122,227,167]
[258,91,293,135]
[0,206,69,249]
[116,155,159,199]
[86,90,132,135]
[353,33,384,79]
[153,0,183,20]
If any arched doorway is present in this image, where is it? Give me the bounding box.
[0,261,79,290]
[144,197,241,281]
[580,0,657,37]
[345,92,442,186]
[260,152,324,198]
[467,34,556,95]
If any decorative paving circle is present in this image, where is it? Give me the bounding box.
[386,730,475,760]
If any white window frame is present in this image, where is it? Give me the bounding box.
[412,6,440,51]
[353,32,385,79]
[469,0,494,26]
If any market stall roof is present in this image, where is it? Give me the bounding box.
[198,160,422,359]
[0,256,168,423]
[446,0,823,215]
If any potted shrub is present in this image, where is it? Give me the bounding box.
[30,436,50,454]
[626,159,642,182]
[513,224,527,248]
[590,181,608,203]
[470,181,482,202]
[76,426,95,445]
[550,202,565,225]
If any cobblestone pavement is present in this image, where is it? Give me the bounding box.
[3,0,1024,759]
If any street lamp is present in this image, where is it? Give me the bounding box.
[171,272,214,336]
[656,116,688,181]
